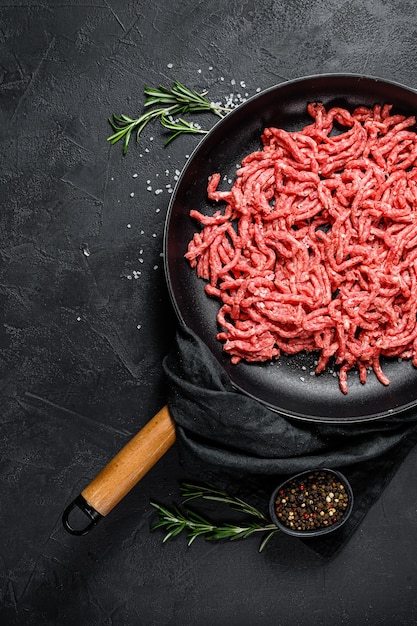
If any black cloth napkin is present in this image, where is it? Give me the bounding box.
[163,324,417,557]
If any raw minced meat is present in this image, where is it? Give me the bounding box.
[185,103,417,394]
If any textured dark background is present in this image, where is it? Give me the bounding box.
[1,1,417,624]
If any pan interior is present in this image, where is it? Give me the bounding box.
[164,74,417,423]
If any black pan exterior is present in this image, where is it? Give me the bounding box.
[164,74,417,423]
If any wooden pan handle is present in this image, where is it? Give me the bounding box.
[62,405,176,535]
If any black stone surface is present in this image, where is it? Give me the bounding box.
[1,1,417,624]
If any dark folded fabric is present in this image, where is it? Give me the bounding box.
[163,324,417,557]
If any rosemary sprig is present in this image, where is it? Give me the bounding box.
[150,483,279,552]
[107,80,231,153]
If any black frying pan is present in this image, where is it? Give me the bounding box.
[63,74,417,534]
[165,73,417,423]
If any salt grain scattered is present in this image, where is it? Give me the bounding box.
[137,324,142,329]
[127,223,131,228]
[130,192,135,197]
[167,63,173,68]
[132,173,138,178]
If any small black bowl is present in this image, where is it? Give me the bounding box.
[269,468,354,538]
